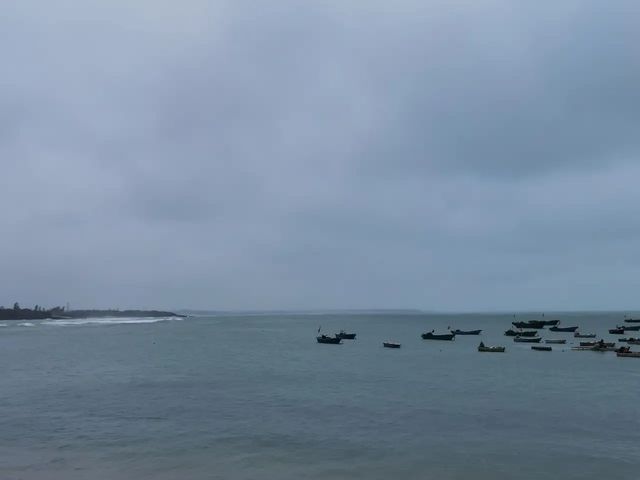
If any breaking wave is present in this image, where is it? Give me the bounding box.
[42,317,184,327]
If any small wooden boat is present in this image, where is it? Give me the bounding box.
[617,346,640,357]
[623,325,640,331]
[574,332,596,338]
[316,334,342,344]
[549,325,578,332]
[545,339,566,344]
[452,329,482,335]
[478,342,505,353]
[504,329,538,337]
[512,320,546,329]
[532,345,552,351]
[336,330,356,340]
[383,341,401,348]
[514,336,541,343]
[624,318,640,323]
[540,319,560,326]
[421,331,455,341]
[609,327,625,334]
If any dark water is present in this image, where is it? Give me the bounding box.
[1,313,639,479]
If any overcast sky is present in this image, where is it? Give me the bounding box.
[1,1,639,311]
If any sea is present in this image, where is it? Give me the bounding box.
[1,312,639,480]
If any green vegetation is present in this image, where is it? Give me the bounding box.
[0,303,182,320]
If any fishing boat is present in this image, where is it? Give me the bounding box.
[623,325,640,331]
[532,345,552,351]
[383,341,401,348]
[609,327,625,335]
[628,339,640,345]
[452,329,482,335]
[504,329,538,337]
[617,349,640,357]
[580,341,596,347]
[478,342,505,352]
[624,318,640,323]
[316,334,342,344]
[421,331,455,341]
[336,330,356,340]
[545,339,566,344]
[549,325,578,332]
[540,319,560,326]
[512,320,546,329]
[574,332,596,338]
[514,336,541,343]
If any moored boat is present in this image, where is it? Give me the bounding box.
[609,327,625,334]
[580,341,596,347]
[540,319,560,326]
[504,329,538,337]
[628,339,640,345]
[383,341,401,348]
[514,336,541,343]
[336,330,356,340]
[532,345,552,351]
[545,339,566,344]
[316,334,342,344]
[624,318,640,323]
[452,329,482,335]
[549,325,578,332]
[623,325,640,331]
[421,331,455,341]
[478,342,505,352]
[574,332,596,338]
[512,320,546,329]
[617,349,640,357]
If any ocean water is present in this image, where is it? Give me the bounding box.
[1,312,639,480]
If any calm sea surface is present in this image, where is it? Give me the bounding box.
[1,312,639,479]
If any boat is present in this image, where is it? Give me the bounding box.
[580,341,596,347]
[514,336,541,343]
[574,332,596,338]
[628,339,640,345]
[609,327,625,334]
[421,331,455,341]
[512,320,546,329]
[383,341,401,348]
[549,325,578,332]
[623,325,640,331]
[624,318,640,323]
[572,346,616,352]
[545,339,566,344]
[478,342,505,352]
[617,348,640,357]
[452,329,482,335]
[504,329,538,337]
[316,334,342,344]
[540,319,560,326]
[532,345,552,351]
[336,330,356,340]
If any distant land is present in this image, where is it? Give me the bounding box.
[0,303,183,320]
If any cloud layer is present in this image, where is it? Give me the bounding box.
[2,1,639,310]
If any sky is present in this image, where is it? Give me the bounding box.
[1,1,639,312]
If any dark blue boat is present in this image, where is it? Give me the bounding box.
[452,329,482,335]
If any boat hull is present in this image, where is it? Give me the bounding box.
[337,332,356,340]
[549,326,578,332]
[617,352,640,357]
[316,335,342,344]
[421,333,455,341]
[514,336,542,343]
[383,342,401,348]
[545,339,566,344]
[532,346,552,351]
[453,329,482,335]
[478,346,505,352]
[512,321,546,329]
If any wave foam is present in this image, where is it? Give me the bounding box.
[18,322,36,327]
[42,316,183,327]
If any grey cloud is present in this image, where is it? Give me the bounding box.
[1,0,639,311]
